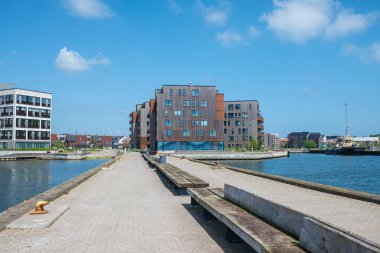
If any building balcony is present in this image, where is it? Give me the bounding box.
[258,132,265,138]
[257,123,264,131]
[258,115,264,123]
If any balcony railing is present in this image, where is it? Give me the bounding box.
[257,114,264,123]
[257,123,264,131]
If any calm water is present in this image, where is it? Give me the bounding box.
[219,154,380,195]
[0,159,108,213]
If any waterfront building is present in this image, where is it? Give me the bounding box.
[129,84,264,151]
[287,132,323,148]
[0,88,52,149]
[51,133,114,149]
[153,84,225,151]
[223,100,264,150]
[279,138,288,149]
[264,133,280,150]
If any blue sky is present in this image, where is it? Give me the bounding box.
[0,0,379,137]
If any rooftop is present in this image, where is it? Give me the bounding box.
[0,88,52,95]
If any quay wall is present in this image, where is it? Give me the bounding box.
[0,156,120,231]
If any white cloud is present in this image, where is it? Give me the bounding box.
[63,0,113,19]
[168,0,182,14]
[55,47,110,73]
[261,0,376,43]
[197,0,228,26]
[216,31,244,47]
[247,26,260,38]
[342,42,380,63]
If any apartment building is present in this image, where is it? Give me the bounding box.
[51,133,114,148]
[129,84,264,151]
[223,100,264,150]
[0,88,52,149]
[264,133,280,150]
[287,132,323,148]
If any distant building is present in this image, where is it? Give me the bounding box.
[287,132,323,148]
[0,88,52,149]
[279,138,288,149]
[224,101,263,150]
[264,133,280,150]
[51,134,114,149]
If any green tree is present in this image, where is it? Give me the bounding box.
[53,141,65,150]
[301,140,318,149]
[250,139,259,151]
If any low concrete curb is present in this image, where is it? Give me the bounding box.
[0,156,120,231]
[190,159,380,205]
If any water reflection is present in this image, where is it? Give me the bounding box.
[0,159,108,213]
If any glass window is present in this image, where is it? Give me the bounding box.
[201,120,208,126]
[191,100,195,107]
[165,110,168,117]
[192,110,199,117]
[183,110,186,116]
[200,110,204,117]
[235,104,241,110]
[196,130,204,137]
[165,119,172,126]
[178,120,181,127]
[0,96,4,105]
[235,121,241,126]
[174,110,181,116]
[228,104,233,110]
[242,112,248,118]
[165,100,173,106]
[165,129,173,137]
[192,89,199,96]
[183,120,186,127]
[191,120,195,127]
[196,120,199,127]
[169,89,173,96]
[183,100,190,107]
[183,89,186,96]
[209,130,216,137]
[201,100,208,107]
[183,130,190,136]
[178,89,182,96]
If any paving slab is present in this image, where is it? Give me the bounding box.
[7,204,69,229]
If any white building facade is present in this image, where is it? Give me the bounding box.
[264,133,280,150]
[0,88,52,149]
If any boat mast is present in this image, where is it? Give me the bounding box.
[345,103,349,137]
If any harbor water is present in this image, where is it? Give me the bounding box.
[219,153,380,195]
[0,159,109,213]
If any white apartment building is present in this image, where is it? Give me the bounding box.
[0,88,52,149]
[264,133,280,150]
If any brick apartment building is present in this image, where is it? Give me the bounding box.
[130,84,264,151]
[51,134,113,148]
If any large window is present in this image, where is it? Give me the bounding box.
[28,119,40,128]
[0,130,12,140]
[28,108,40,117]
[16,130,26,139]
[183,130,190,136]
[228,104,233,110]
[40,109,50,118]
[4,118,13,128]
[235,104,241,110]
[209,130,216,137]
[41,120,51,129]
[174,110,181,116]
[201,120,208,126]
[192,110,199,117]
[165,120,172,126]
[192,89,199,96]
[165,100,173,106]
[200,100,208,107]
[196,130,204,137]
[183,89,186,96]
[235,121,241,126]
[42,98,51,107]
[242,112,248,118]
[16,118,27,128]
[164,129,173,137]
[0,96,4,105]
[183,100,190,107]
[5,94,14,104]
[16,106,27,116]
[183,120,186,127]
[1,106,13,116]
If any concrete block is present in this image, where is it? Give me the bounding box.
[224,184,306,238]
[299,217,380,253]
[7,204,70,229]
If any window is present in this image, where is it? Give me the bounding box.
[228,136,234,142]
[235,121,241,126]
[165,119,173,126]
[174,110,181,116]
[165,110,168,117]
[201,120,208,126]
[16,118,27,128]
[178,120,181,127]
[192,110,199,117]
[183,130,190,137]
[228,104,233,110]
[191,100,195,107]
[196,120,200,127]
[16,106,27,116]
[228,113,234,118]
[178,89,182,96]
[4,118,13,128]
[249,104,252,110]
[16,130,26,140]
[209,130,216,137]
[5,94,14,104]
[235,104,241,110]
[192,89,199,96]
[183,89,186,96]
[165,100,173,106]
[196,100,200,107]
[165,129,173,137]
[249,121,252,126]
[41,120,50,129]
[183,120,186,127]
[183,100,190,107]
[42,98,51,107]
[169,89,173,96]
[200,110,204,117]
[201,100,208,107]
[224,129,227,134]
[0,96,4,105]
[183,110,186,116]
[196,130,204,137]
[242,112,248,118]
[192,120,195,127]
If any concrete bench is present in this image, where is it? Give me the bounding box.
[141,154,209,194]
[188,188,305,253]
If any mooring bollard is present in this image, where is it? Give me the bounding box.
[30,201,49,215]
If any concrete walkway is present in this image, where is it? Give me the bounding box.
[167,156,380,245]
[0,153,253,253]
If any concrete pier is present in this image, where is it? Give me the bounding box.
[167,156,380,245]
[0,153,253,253]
